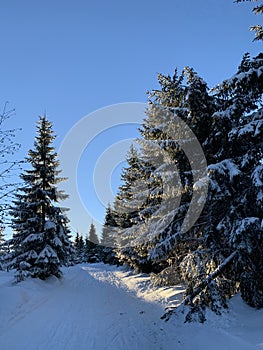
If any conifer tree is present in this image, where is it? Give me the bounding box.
[100,204,119,264]
[84,223,101,263]
[114,145,144,229]
[114,70,208,273]
[74,232,80,251]
[78,235,85,261]
[113,143,163,272]
[113,54,263,319]
[165,54,263,320]
[8,116,73,281]
[207,53,263,309]
[84,235,94,263]
[74,232,85,263]
[88,223,99,244]
[101,204,117,248]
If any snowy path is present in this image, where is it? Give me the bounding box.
[0,264,176,350]
[0,263,263,350]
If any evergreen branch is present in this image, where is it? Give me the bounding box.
[161,251,238,321]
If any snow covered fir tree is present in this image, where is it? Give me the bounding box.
[73,232,85,263]
[107,51,263,321]
[73,224,104,264]
[85,223,101,263]
[88,222,99,244]
[7,116,74,281]
[101,204,117,248]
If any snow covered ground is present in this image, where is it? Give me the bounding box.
[0,263,262,350]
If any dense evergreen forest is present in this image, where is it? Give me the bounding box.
[0,0,262,322]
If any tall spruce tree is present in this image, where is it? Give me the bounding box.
[175,53,263,322]
[8,116,73,281]
[114,70,208,273]
[113,143,163,272]
[113,54,263,320]
[208,53,263,309]
[114,145,146,230]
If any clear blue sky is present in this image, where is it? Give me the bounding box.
[0,0,261,238]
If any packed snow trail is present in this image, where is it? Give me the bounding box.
[0,263,262,350]
[0,264,175,350]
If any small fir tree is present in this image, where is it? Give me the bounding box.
[88,223,99,244]
[101,204,117,248]
[74,232,85,263]
[101,204,119,265]
[84,223,101,263]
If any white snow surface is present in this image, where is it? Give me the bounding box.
[0,263,262,350]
